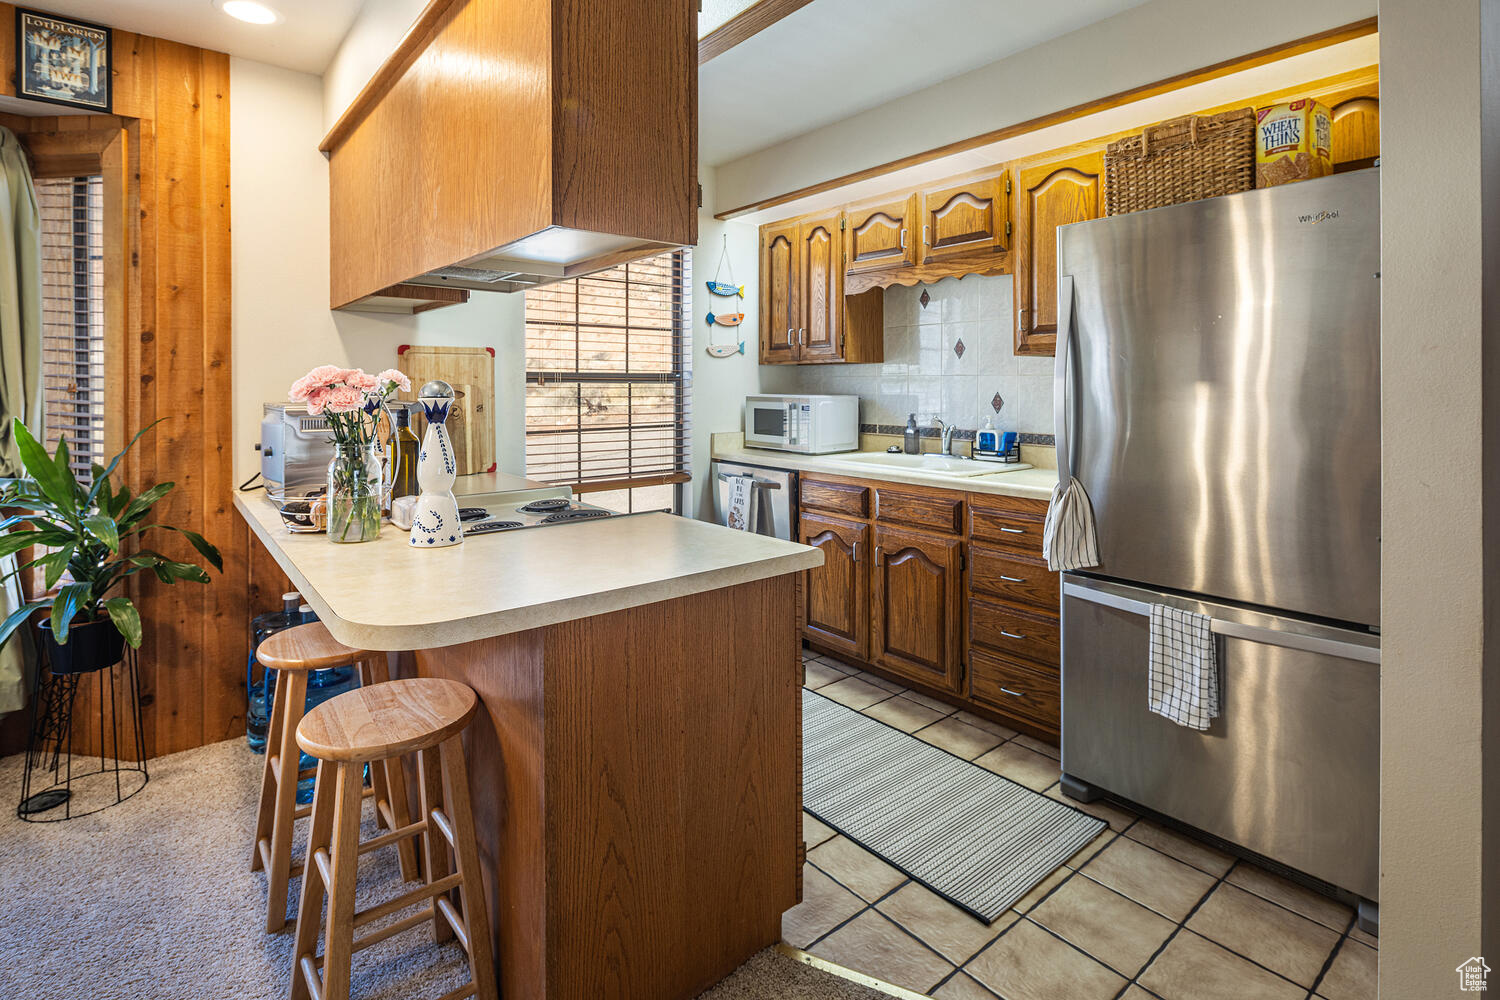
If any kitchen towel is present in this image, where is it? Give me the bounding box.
[1147,604,1220,730]
[1044,274,1100,572]
[725,474,757,532]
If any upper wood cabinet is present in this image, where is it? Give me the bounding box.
[1012,149,1104,357]
[759,220,800,363]
[846,196,919,274]
[871,525,964,694]
[919,173,1010,262]
[759,214,884,365]
[800,512,870,662]
[323,0,697,309]
[1330,95,1380,170]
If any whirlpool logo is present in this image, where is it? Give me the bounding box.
[1298,209,1341,225]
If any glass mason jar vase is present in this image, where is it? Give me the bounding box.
[327,439,383,543]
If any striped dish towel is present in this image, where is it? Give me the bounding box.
[1147,605,1219,730]
[1043,476,1099,572]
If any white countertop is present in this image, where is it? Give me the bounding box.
[236,492,821,651]
[710,434,1060,500]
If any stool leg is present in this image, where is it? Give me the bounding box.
[289,758,336,1000]
[361,657,419,883]
[265,670,308,933]
[440,735,498,1000]
[320,760,366,1000]
[250,670,287,872]
[417,746,454,945]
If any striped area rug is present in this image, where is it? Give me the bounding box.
[803,689,1105,923]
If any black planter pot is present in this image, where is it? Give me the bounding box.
[39,617,126,675]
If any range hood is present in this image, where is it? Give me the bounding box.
[321,0,697,309]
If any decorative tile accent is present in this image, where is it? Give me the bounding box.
[991,392,1004,413]
[953,338,966,359]
[919,288,931,309]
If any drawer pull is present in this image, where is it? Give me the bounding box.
[1000,687,1025,698]
[1000,526,1026,534]
[999,574,1024,583]
[1000,630,1025,640]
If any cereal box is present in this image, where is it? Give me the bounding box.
[1256,99,1333,187]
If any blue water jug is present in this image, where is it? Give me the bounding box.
[246,592,304,752]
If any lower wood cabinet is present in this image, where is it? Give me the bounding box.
[870,525,964,694]
[797,472,1062,738]
[800,511,869,661]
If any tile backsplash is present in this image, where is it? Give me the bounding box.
[758,275,1055,437]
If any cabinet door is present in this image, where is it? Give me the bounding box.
[800,512,869,661]
[759,220,800,363]
[1013,151,1103,356]
[920,172,1009,260]
[1330,94,1379,170]
[799,215,844,362]
[846,196,918,274]
[871,526,964,693]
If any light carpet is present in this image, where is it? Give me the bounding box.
[0,738,886,1000]
[803,689,1105,922]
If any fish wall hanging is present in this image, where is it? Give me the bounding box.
[705,234,748,359]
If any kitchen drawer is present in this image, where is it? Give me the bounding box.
[969,544,1060,614]
[875,487,963,534]
[969,597,1060,667]
[968,649,1060,732]
[801,478,870,518]
[968,500,1047,554]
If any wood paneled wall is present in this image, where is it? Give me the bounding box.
[0,9,266,756]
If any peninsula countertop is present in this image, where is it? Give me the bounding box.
[235,492,821,651]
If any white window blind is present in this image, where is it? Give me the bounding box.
[523,250,691,513]
[37,175,105,476]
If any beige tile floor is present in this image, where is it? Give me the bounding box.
[791,647,1378,1000]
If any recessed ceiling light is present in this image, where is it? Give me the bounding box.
[216,0,283,25]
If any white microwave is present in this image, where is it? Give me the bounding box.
[743,394,859,454]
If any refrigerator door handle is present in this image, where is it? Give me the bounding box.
[1062,581,1381,665]
[1054,275,1076,478]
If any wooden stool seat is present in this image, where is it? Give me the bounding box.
[297,678,478,763]
[250,622,418,934]
[257,622,379,672]
[289,679,497,1000]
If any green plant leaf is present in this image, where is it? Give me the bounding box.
[108,485,132,519]
[0,600,46,650]
[87,418,165,506]
[13,420,76,517]
[0,530,40,558]
[119,482,174,526]
[82,513,120,552]
[49,582,92,642]
[43,543,75,590]
[103,597,142,648]
[91,464,113,512]
[136,526,222,572]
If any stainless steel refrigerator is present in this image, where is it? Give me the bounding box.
[1055,169,1380,924]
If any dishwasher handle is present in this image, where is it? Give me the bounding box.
[715,472,782,490]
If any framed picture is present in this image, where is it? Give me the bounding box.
[14,8,111,113]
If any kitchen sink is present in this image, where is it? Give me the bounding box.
[831,452,1019,477]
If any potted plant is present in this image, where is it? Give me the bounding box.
[0,420,221,673]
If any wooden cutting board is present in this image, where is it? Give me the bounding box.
[397,345,496,475]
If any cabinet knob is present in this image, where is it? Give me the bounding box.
[1018,306,1029,329]
[1000,687,1025,698]
[874,545,884,566]
[999,574,1024,583]
[922,224,930,246]
[1000,526,1025,535]
[786,328,794,347]
[1000,630,1025,640]
[899,227,907,250]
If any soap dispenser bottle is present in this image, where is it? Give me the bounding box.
[976,417,999,457]
[903,413,920,454]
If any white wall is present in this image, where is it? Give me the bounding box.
[228,56,526,485]
[320,0,429,128]
[686,172,762,520]
[1379,0,1500,991]
[714,0,1377,214]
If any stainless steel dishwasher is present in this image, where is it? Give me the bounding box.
[711,461,796,540]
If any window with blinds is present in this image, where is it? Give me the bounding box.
[38,175,106,476]
[523,250,691,514]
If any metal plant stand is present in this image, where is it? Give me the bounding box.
[18,643,148,821]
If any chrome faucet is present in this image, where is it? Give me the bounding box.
[934,417,957,456]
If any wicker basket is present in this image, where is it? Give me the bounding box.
[1104,108,1257,216]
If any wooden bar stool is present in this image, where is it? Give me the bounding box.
[251,623,418,933]
[289,678,497,1000]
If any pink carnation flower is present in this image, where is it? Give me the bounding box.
[346,369,379,391]
[304,386,330,414]
[289,363,347,401]
[375,368,412,393]
[323,384,365,413]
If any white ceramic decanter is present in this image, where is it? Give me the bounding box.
[409,380,463,548]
